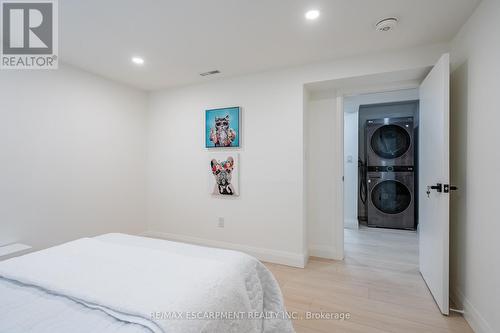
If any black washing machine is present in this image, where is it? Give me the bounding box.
[367,167,415,229]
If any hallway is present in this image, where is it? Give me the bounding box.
[265,227,472,332]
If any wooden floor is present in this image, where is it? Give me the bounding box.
[264,227,472,333]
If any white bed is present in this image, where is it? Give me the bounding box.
[0,233,294,333]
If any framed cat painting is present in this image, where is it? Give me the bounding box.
[205,107,240,148]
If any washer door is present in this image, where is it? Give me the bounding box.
[371,180,411,214]
[370,124,411,159]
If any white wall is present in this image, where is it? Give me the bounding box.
[146,43,448,266]
[450,1,500,332]
[306,95,339,258]
[343,110,358,229]
[0,64,148,251]
[147,71,307,266]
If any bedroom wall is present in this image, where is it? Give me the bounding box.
[0,64,148,251]
[147,70,307,266]
[450,0,500,332]
[306,95,338,258]
[146,43,448,267]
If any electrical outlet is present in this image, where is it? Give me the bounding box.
[217,217,225,228]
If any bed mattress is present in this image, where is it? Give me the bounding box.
[0,233,294,333]
[0,278,151,333]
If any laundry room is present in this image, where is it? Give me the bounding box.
[344,89,419,230]
[342,87,420,266]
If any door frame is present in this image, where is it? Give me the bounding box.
[334,81,423,261]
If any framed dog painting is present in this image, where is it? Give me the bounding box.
[209,153,239,197]
[205,107,240,148]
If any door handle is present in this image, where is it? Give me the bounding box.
[429,183,443,193]
[426,183,442,198]
[444,184,458,193]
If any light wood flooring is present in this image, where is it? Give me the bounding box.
[264,227,472,333]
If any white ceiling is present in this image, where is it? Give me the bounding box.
[305,67,430,92]
[60,0,479,91]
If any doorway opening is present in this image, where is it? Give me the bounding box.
[344,93,419,230]
[343,90,420,282]
[305,54,451,315]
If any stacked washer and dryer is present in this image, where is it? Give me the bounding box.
[365,117,416,230]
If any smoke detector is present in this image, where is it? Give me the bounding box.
[375,17,398,32]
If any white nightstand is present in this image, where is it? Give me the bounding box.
[0,243,32,260]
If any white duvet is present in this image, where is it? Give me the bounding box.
[0,233,294,333]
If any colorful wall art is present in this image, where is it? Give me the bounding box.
[205,107,240,148]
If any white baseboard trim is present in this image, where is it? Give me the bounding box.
[344,218,359,230]
[141,230,307,268]
[451,287,494,333]
[308,244,338,260]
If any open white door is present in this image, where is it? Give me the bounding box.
[419,53,451,315]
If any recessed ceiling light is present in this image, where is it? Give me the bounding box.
[305,9,320,20]
[131,56,144,65]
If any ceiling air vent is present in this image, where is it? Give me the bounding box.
[200,70,221,77]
